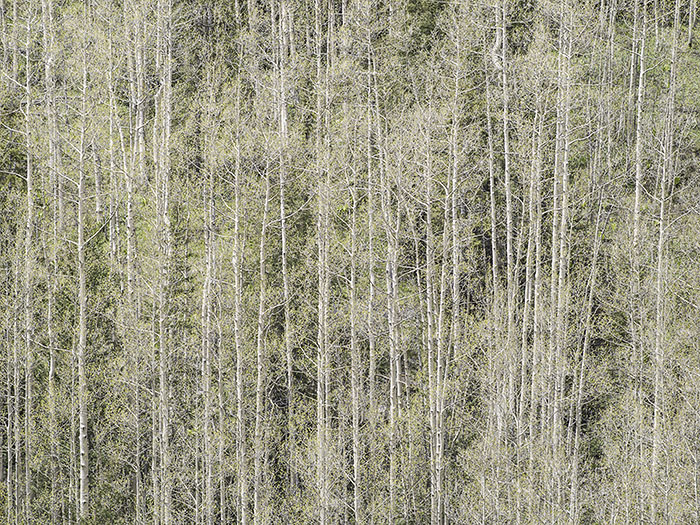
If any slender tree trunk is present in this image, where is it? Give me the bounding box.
[14,267,20,525]
[233,16,248,519]
[485,32,502,519]
[553,10,573,516]
[500,1,516,451]
[253,163,270,525]
[435,169,450,525]
[315,1,329,521]
[422,112,440,525]
[349,117,362,525]
[546,4,567,518]
[154,1,173,520]
[202,64,215,525]
[519,105,539,522]
[527,105,544,519]
[122,3,143,519]
[22,6,33,521]
[381,137,400,525]
[231,6,248,523]
[76,5,92,516]
[630,4,646,515]
[366,29,377,418]
[41,0,60,518]
[652,1,679,519]
[277,0,296,497]
[107,25,117,270]
[217,314,225,525]
[5,288,10,525]
[7,269,17,525]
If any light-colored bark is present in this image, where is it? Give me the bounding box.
[381,126,399,524]
[233,11,248,519]
[77,5,89,514]
[630,3,646,513]
[154,1,173,520]
[651,1,679,518]
[202,64,215,525]
[350,147,362,524]
[277,0,296,497]
[500,1,516,442]
[41,0,60,518]
[253,161,270,525]
[122,4,143,520]
[315,0,329,521]
[22,5,33,520]
[366,23,377,418]
[527,105,544,519]
[484,34,502,519]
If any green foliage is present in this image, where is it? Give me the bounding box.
[1,0,699,522]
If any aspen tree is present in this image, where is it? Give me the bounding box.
[630,4,646,512]
[435,147,451,525]
[314,0,330,521]
[631,0,646,377]
[519,103,540,521]
[132,0,145,194]
[347,45,362,523]
[12,267,20,524]
[106,17,117,269]
[216,313,225,525]
[499,1,516,443]
[484,31,501,519]
[70,295,77,519]
[380,110,399,525]
[277,0,296,495]
[651,0,680,518]
[153,0,173,519]
[40,0,60,518]
[21,2,32,519]
[202,59,216,525]
[548,7,564,452]
[553,10,572,517]
[5,296,13,525]
[420,103,441,525]
[366,4,377,418]
[151,1,163,513]
[448,26,461,525]
[77,1,90,515]
[527,103,545,519]
[253,157,270,525]
[232,4,248,519]
[3,287,8,524]
[122,1,144,519]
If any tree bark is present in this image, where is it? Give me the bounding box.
[253,161,270,525]
[22,5,33,520]
[77,5,90,514]
[277,0,296,497]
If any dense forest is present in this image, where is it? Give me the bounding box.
[1,0,700,522]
